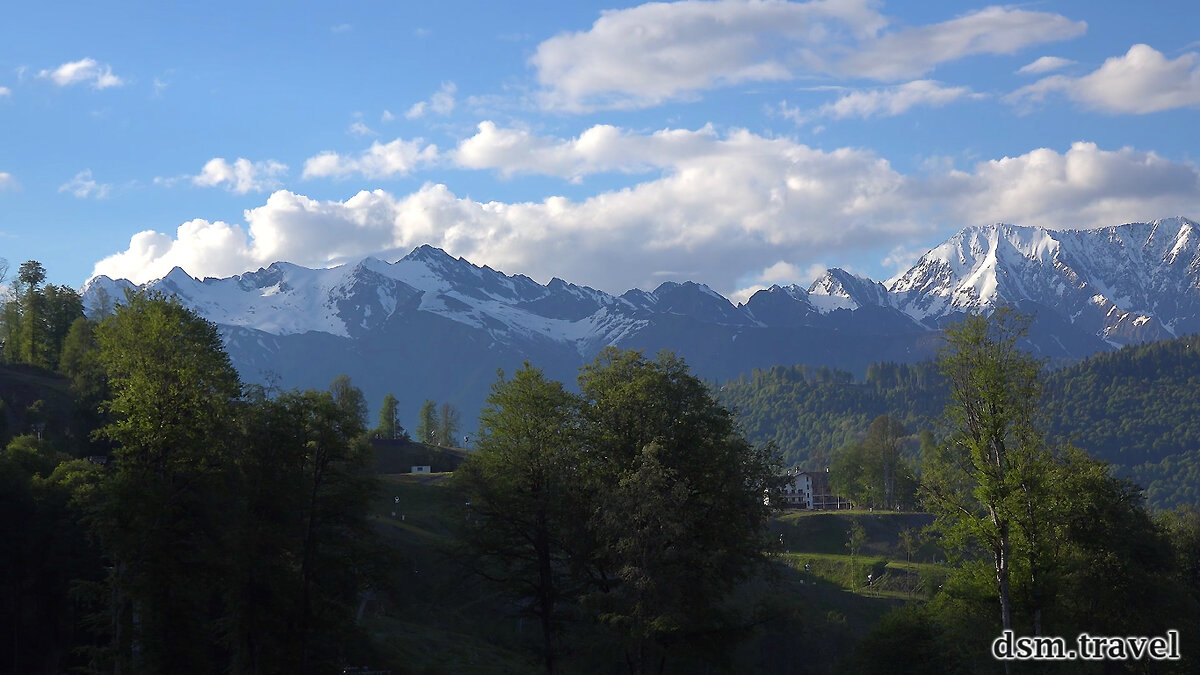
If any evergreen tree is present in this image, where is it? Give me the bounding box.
[416,399,439,445]
[375,392,406,439]
[17,261,47,366]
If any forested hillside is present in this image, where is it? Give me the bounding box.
[1043,335,1200,508]
[721,335,1200,509]
[718,362,945,469]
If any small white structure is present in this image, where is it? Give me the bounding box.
[411,465,431,474]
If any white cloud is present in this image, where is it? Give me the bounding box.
[332,23,352,33]
[381,109,396,123]
[0,86,9,97]
[348,121,377,136]
[729,260,826,304]
[533,0,882,111]
[59,170,111,199]
[405,101,427,119]
[816,80,982,119]
[882,245,924,278]
[532,1,1083,111]
[1017,56,1075,75]
[0,172,16,190]
[39,58,124,89]
[302,138,439,179]
[931,141,1200,227]
[191,157,288,194]
[406,82,456,118]
[453,121,722,180]
[836,7,1086,81]
[1008,44,1200,114]
[92,130,1200,297]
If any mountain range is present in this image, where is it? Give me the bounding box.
[83,216,1200,431]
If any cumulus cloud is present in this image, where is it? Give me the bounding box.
[191,157,288,194]
[0,86,10,97]
[532,1,1083,110]
[0,172,16,190]
[453,121,723,180]
[93,123,1200,296]
[930,141,1200,227]
[59,170,111,199]
[38,58,124,89]
[302,138,439,179]
[815,80,982,119]
[1008,44,1200,114]
[406,82,456,119]
[1017,56,1075,75]
[729,260,828,304]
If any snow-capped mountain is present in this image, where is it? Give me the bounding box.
[83,217,1200,429]
[888,217,1200,344]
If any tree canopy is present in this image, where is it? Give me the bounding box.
[456,349,780,673]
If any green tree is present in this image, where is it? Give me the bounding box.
[829,415,915,510]
[416,399,439,445]
[846,520,866,559]
[438,401,461,446]
[0,444,105,673]
[455,364,583,674]
[374,392,406,439]
[231,386,379,673]
[864,415,906,509]
[42,284,84,370]
[329,373,367,428]
[92,290,242,674]
[457,349,780,673]
[578,348,780,673]
[17,261,47,366]
[921,309,1051,637]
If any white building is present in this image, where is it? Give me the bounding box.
[780,469,852,510]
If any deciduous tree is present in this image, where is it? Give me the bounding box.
[922,309,1051,638]
[93,290,242,673]
[455,364,583,674]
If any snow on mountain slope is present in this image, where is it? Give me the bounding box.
[82,216,1200,370]
[887,218,1200,344]
[85,243,654,357]
[807,268,892,314]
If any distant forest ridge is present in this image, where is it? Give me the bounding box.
[718,333,1200,510]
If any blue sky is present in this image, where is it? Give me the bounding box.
[1,0,1198,301]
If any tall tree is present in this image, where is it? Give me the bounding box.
[921,309,1050,637]
[416,399,439,445]
[92,290,242,673]
[438,401,461,446]
[232,386,378,673]
[329,373,367,428]
[455,364,583,674]
[578,348,780,673]
[42,285,84,370]
[17,261,47,366]
[375,392,406,439]
[457,349,780,673]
